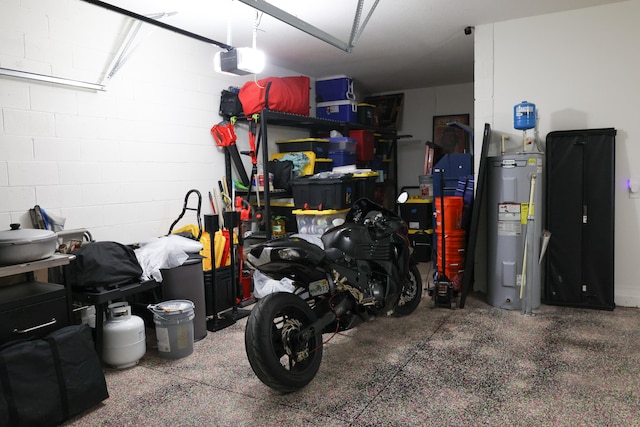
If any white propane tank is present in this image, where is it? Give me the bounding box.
[102,302,146,369]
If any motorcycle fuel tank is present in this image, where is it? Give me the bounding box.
[322,223,378,259]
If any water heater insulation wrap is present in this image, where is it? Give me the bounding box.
[486,153,544,310]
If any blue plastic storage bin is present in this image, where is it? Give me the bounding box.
[328,150,357,167]
[328,137,357,153]
[316,76,355,102]
[317,100,358,123]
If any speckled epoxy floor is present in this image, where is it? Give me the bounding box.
[64,264,640,426]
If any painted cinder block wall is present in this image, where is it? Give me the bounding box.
[474,0,640,306]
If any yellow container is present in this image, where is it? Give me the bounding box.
[171,224,235,270]
[291,208,349,235]
[271,151,316,176]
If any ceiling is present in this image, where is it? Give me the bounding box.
[99,0,625,94]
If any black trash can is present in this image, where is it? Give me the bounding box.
[160,255,207,341]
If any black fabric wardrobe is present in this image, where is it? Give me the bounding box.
[544,128,616,310]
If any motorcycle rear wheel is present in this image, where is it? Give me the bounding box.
[245,292,323,393]
[393,263,423,316]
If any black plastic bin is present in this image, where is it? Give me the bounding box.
[291,173,354,210]
[160,255,207,341]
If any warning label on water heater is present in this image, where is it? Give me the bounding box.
[497,203,522,236]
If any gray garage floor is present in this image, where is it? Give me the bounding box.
[65,264,640,426]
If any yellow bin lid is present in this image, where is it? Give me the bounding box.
[292,208,350,215]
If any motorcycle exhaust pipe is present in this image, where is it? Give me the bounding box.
[298,296,354,344]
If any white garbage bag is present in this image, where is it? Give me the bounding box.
[252,269,295,298]
[134,235,203,282]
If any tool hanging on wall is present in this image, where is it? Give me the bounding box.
[210,120,250,187]
[240,114,262,206]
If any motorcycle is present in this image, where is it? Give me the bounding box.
[244,195,423,393]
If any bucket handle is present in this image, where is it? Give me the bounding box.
[147,304,194,323]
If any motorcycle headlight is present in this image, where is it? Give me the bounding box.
[277,248,302,260]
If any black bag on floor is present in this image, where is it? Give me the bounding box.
[0,324,109,426]
[65,241,143,290]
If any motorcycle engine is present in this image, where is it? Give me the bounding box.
[366,277,385,306]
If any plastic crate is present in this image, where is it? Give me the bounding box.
[328,150,357,167]
[204,266,233,315]
[269,201,298,234]
[357,103,376,126]
[291,173,354,209]
[352,171,379,201]
[399,197,433,230]
[276,138,330,158]
[408,230,432,262]
[316,100,358,123]
[328,137,357,153]
[292,208,349,235]
[348,129,375,162]
[316,75,355,102]
[314,158,333,173]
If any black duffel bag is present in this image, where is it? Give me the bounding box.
[65,241,143,290]
[0,324,109,426]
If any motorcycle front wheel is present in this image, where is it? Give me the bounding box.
[245,292,323,393]
[393,263,423,316]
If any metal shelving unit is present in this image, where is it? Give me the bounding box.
[254,110,398,239]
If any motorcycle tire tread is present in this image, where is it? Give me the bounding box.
[393,263,423,316]
[244,292,323,393]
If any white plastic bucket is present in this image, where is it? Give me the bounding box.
[148,299,195,360]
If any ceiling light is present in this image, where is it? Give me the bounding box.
[214,47,265,76]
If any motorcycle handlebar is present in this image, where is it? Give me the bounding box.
[363,211,396,235]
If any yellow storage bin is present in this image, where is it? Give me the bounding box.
[271,151,316,176]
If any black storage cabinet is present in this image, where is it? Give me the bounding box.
[544,128,616,310]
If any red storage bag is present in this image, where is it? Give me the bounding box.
[239,76,310,116]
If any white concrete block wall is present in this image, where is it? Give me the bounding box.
[474,0,640,306]
[0,0,304,243]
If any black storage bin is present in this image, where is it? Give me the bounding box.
[352,172,379,201]
[314,158,333,173]
[399,198,433,230]
[408,230,432,262]
[544,128,616,310]
[276,138,330,158]
[357,103,375,125]
[204,266,233,316]
[160,256,207,341]
[291,173,354,210]
[269,202,298,233]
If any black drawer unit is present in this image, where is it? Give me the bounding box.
[0,281,70,344]
[0,254,75,346]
